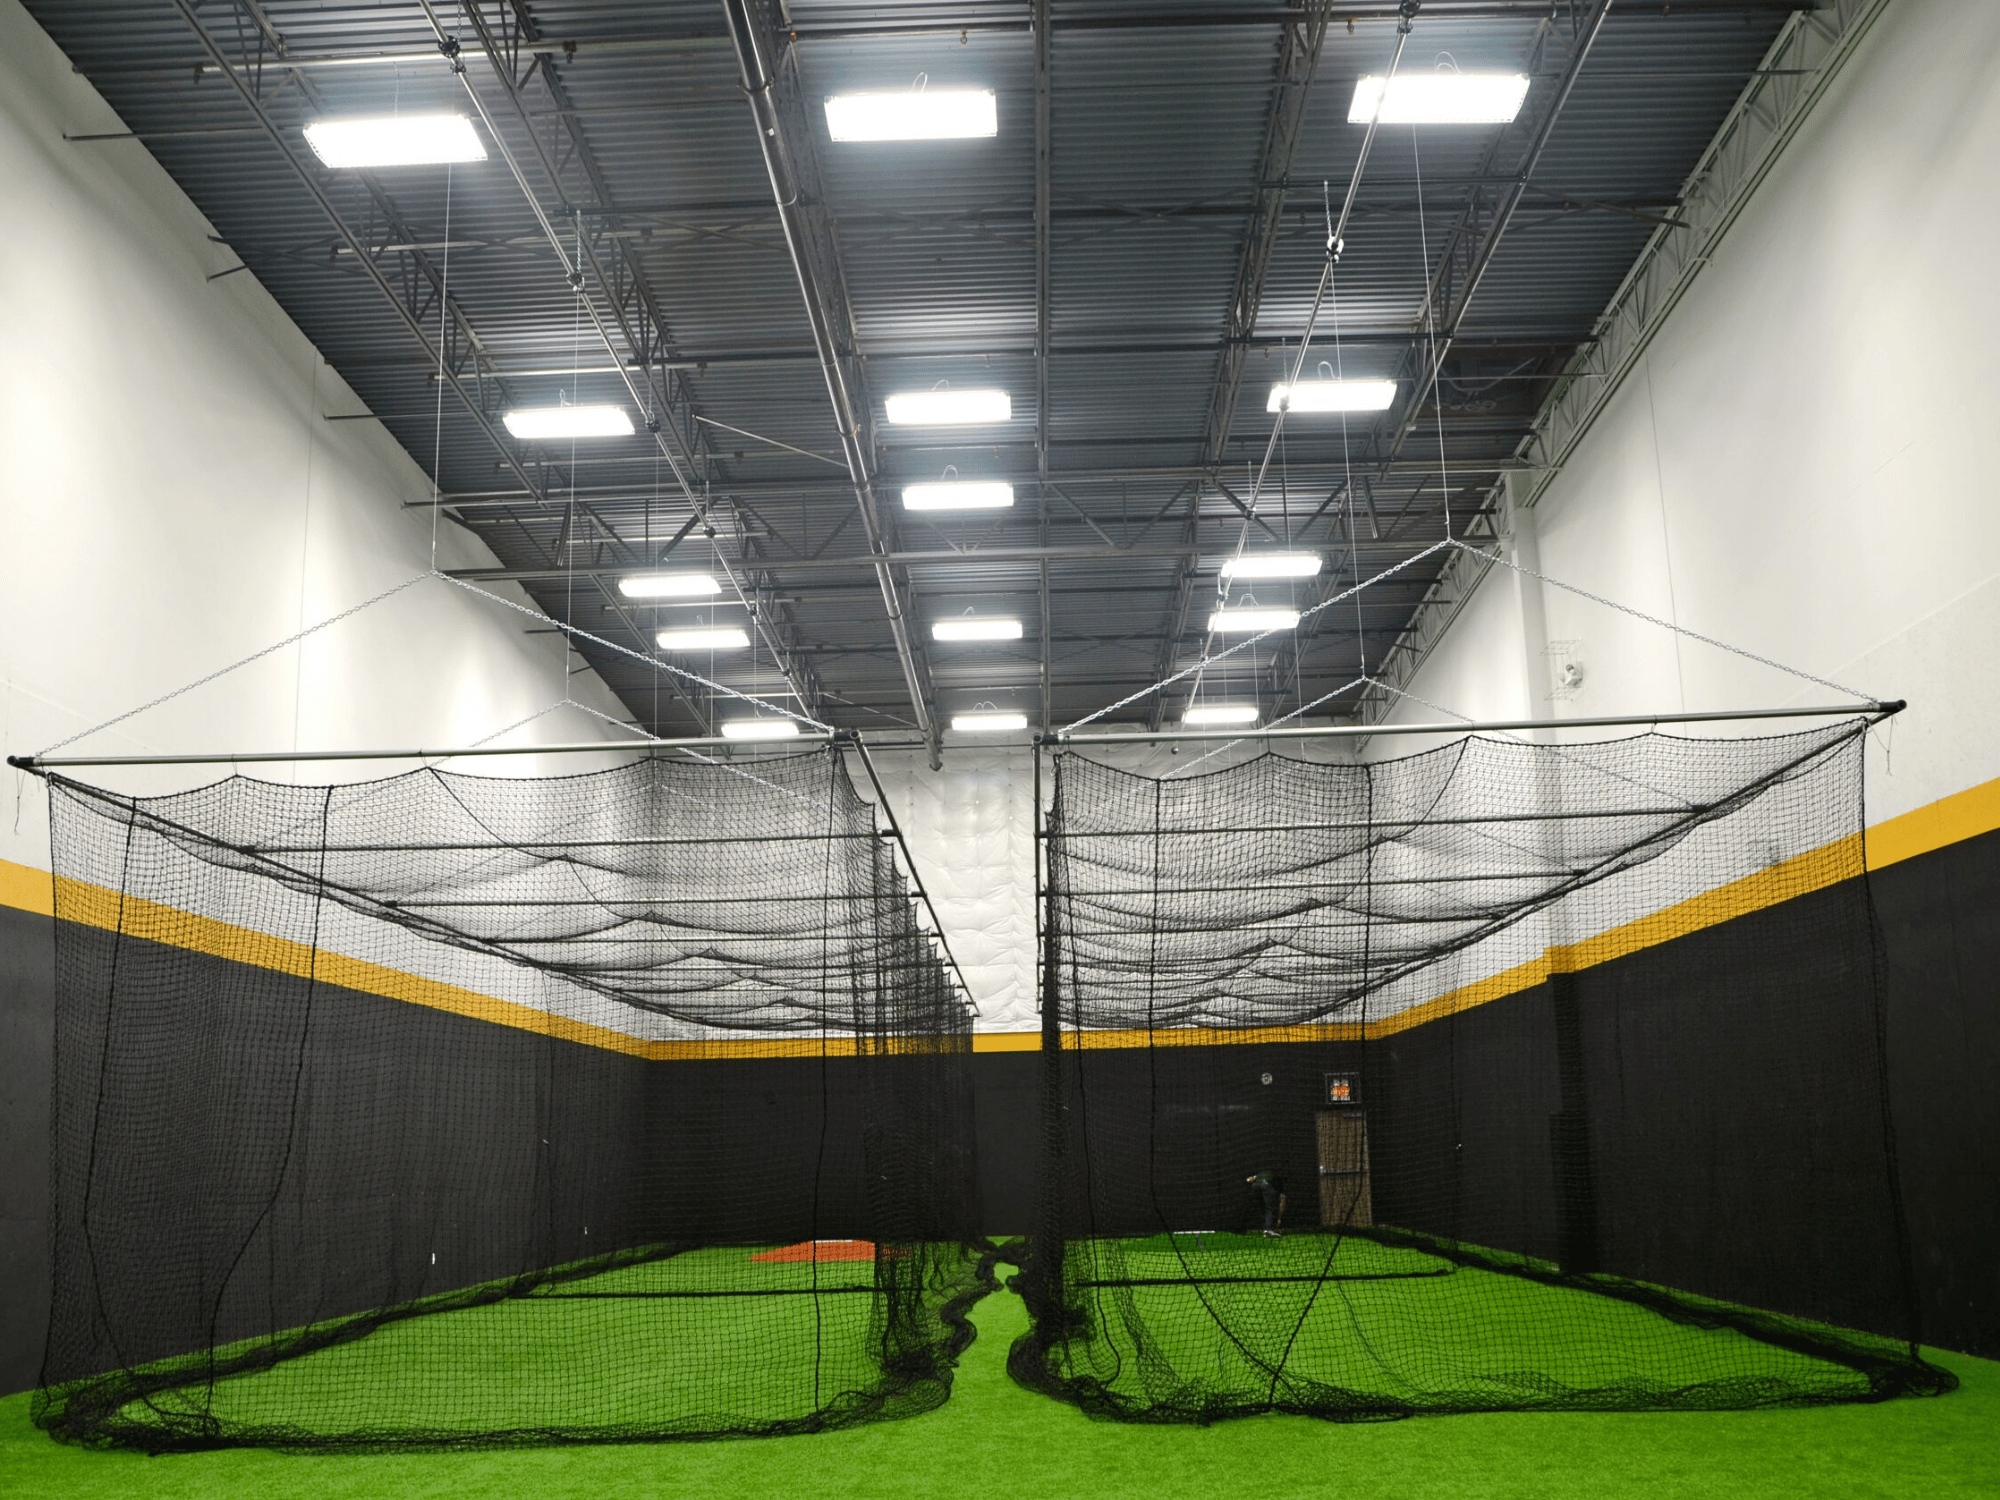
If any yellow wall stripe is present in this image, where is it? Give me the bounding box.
[0,858,53,919]
[1866,776,2000,870]
[3,767,1996,1059]
[2,860,954,1062]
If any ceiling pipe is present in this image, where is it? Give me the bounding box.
[720,0,940,766]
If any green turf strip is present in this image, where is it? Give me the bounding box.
[3,1281,1993,1500]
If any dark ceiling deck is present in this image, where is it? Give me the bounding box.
[27,0,1800,747]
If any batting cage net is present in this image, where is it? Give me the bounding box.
[1012,721,1953,1422]
[34,747,984,1451]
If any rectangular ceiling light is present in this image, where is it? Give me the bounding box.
[619,572,721,599]
[302,113,487,168]
[656,627,750,651]
[825,89,998,142]
[1348,73,1530,126]
[1268,379,1397,413]
[885,389,1013,426]
[951,711,1029,733]
[1184,704,1260,726]
[1209,607,1300,633]
[502,405,635,439]
[932,617,1023,642]
[721,719,801,741]
[1221,552,1322,580]
[903,481,1016,511]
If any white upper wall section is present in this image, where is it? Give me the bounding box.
[0,0,636,868]
[1384,0,2000,823]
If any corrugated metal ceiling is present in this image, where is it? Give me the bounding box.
[22,0,1799,744]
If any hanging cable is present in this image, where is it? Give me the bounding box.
[1409,121,1454,542]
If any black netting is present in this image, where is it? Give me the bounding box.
[1012,723,1954,1422]
[34,748,985,1452]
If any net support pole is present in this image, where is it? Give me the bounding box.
[1034,740,1067,1302]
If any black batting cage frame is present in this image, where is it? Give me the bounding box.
[20,735,992,1452]
[1014,705,1955,1424]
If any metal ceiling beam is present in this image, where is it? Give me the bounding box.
[447,536,1448,581]
[421,0,824,727]
[330,328,1588,376]
[1381,0,1615,470]
[721,0,940,765]
[87,3,1811,75]
[163,0,720,734]
[424,461,1523,515]
[1148,0,1336,728]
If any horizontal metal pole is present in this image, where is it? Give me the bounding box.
[1047,701,1903,746]
[445,538,1453,582]
[242,832,888,853]
[15,704,1894,773]
[8,734,839,772]
[1045,806,1711,839]
[424,459,1527,511]
[352,330,1590,378]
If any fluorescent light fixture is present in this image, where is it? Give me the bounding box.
[656,627,750,651]
[1221,552,1322,580]
[825,89,997,142]
[1208,607,1300,633]
[903,481,1015,511]
[885,389,1012,425]
[1348,73,1530,126]
[1183,704,1260,726]
[303,113,486,168]
[1268,379,1397,413]
[951,711,1029,733]
[619,572,721,599]
[502,405,634,439]
[721,719,801,741]
[932,617,1023,642]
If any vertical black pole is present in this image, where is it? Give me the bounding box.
[1548,969,1601,1274]
[1034,743,1065,1302]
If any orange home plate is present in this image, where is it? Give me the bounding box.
[750,1239,877,1263]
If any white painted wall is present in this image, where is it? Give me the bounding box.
[0,0,636,870]
[1380,0,2000,824]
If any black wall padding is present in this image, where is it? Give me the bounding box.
[40,931,651,1381]
[1377,876,1916,1341]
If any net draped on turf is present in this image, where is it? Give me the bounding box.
[1012,722,1953,1422]
[34,748,983,1451]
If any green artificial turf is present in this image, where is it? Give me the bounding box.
[1049,1233,1893,1413]
[121,1247,889,1442]
[2,1276,1993,1500]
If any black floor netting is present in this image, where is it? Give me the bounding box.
[34,747,985,1452]
[1011,722,1955,1423]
